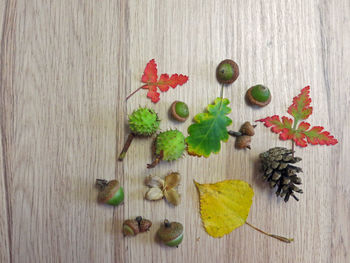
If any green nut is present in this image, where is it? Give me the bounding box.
[157,219,184,247]
[246,85,271,107]
[96,179,124,206]
[171,101,189,122]
[216,59,239,84]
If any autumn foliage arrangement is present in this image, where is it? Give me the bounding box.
[116,58,339,245]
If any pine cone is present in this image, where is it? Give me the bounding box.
[259,147,303,202]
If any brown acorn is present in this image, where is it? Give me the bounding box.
[137,216,152,232]
[235,135,252,149]
[96,179,124,206]
[123,219,140,236]
[239,122,256,136]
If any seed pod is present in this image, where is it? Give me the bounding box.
[96,179,124,206]
[157,219,184,247]
[216,59,239,84]
[123,219,140,236]
[239,122,256,136]
[170,101,189,122]
[145,187,164,201]
[145,175,164,188]
[246,85,271,107]
[235,135,252,149]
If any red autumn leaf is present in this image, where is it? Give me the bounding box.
[157,74,189,92]
[303,126,338,145]
[287,86,313,122]
[126,59,189,103]
[256,86,338,147]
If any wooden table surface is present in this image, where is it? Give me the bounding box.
[0,1,349,262]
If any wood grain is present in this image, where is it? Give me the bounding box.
[0,0,349,262]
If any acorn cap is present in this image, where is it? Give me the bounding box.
[239,122,255,136]
[123,219,140,236]
[97,180,124,205]
[138,218,152,232]
[216,59,239,84]
[235,135,252,149]
[170,101,189,122]
[157,220,184,246]
[246,85,271,107]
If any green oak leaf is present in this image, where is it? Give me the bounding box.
[186,97,232,157]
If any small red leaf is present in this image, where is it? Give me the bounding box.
[141,59,158,83]
[146,86,160,103]
[287,86,313,121]
[256,115,292,134]
[303,126,338,146]
[157,74,189,92]
[137,59,189,103]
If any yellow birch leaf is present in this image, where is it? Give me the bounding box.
[194,180,254,238]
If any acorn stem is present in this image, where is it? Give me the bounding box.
[228,131,243,137]
[118,133,135,161]
[136,216,143,225]
[164,219,171,228]
[125,85,147,101]
[245,221,294,243]
[96,179,109,190]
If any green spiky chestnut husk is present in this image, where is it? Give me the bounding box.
[129,107,160,136]
[155,130,186,161]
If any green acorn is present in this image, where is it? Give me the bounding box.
[216,59,239,85]
[246,85,271,107]
[96,179,124,206]
[170,101,189,122]
[157,219,184,247]
[147,130,186,168]
[119,107,160,161]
